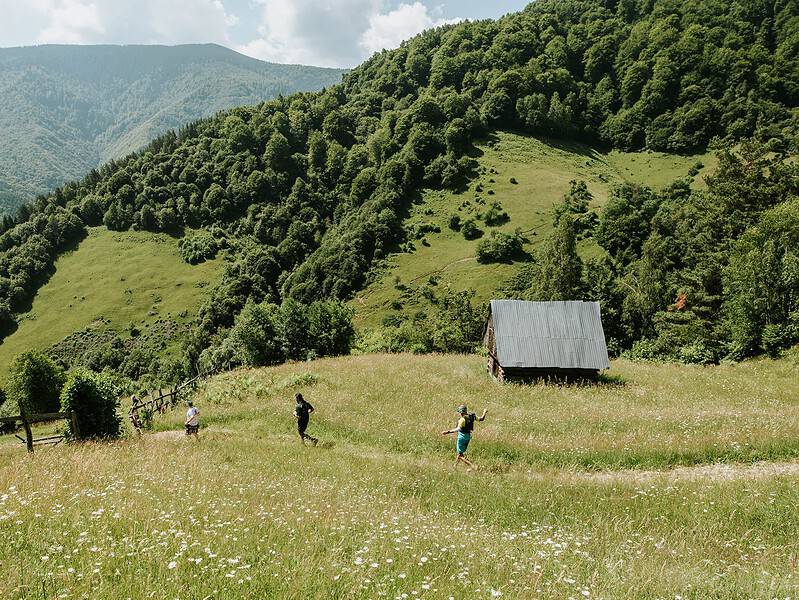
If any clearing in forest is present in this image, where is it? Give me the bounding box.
[0,227,221,379]
[354,132,716,328]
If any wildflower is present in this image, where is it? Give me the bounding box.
[167,562,177,570]
[491,590,503,598]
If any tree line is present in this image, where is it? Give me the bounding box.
[500,140,799,362]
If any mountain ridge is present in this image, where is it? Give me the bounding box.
[0,43,345,210]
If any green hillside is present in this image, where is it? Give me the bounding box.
[0,227,221,381]
[2,353,799,597]
[0,44,344,211]
[0,0,796,390]
[354,131,716,328]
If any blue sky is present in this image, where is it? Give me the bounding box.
[0,1,530,68]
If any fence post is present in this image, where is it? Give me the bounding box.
[70,410,80,440]
[20,411,33,453]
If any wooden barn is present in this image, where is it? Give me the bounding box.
[484,300,610,381]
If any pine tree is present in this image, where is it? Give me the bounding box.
[529,216,583,301]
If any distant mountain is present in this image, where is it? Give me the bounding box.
[0,43,344,211]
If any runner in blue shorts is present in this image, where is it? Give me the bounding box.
[442,404,488,469]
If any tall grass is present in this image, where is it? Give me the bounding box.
[1,354,798,598]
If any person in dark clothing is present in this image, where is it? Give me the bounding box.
[294,393,318,446]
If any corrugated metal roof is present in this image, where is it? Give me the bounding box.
[488,300,610,370]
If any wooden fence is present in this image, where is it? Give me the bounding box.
[0,371,210,451]
[0,410,79,453]
[128,373,204,433]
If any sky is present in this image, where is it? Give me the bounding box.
[0,0,529,68]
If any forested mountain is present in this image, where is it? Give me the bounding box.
[0,44,345,211]
[1,0,798,393]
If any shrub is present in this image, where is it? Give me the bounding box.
[476,231,524,263]
[448,214,462,231]
[226,301,283,367]
[60,369,121,439]
[483,201,509,226]
[7,351,65,415]
[178,230,219,264]
[307,300,355,357]
[687,161,704,177]
[409,222,440,240]
[461,219,482,240]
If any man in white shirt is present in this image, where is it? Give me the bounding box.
[185,401,200,436]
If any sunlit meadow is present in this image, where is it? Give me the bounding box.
[2,353,799,598]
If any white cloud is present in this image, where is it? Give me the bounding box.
[360,2,460,56]
[238,1,462,68]
[37,1,105,44]
[0,0,237,47]
[0,0,464,68]
[238,0,379,67]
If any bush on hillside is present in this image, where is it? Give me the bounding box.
[307,300,355,358]
[482,201,509,226]
[357,289,484,355]
[200,298,355,371]
[60,369,121,439]
[226,301,283,367]
[554,180,598,236]
[476,231,525,263]
[7,350,65,415]
[178,229,219,264]
[461,219,482,240]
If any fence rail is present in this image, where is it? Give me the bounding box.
[0,410,78,452]
[128,374,205,433]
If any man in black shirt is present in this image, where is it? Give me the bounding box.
[294,393,318,446]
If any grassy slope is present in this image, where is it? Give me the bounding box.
[1,353,798,598]
[354,132,716,328]
[0,227,221,379]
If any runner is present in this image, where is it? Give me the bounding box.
[185,401,200,437]
[294,393,318,446]
[442,404,487,469]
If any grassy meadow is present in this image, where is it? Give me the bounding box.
[0,227,221,379]
[2,353,799,598]
[354,133,715,328]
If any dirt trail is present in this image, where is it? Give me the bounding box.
[576,460,799,484]
[143,428,799,483]
[144,427,236,442]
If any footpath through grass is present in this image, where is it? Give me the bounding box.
[2,354,799,598]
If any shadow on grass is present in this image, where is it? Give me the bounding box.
[502,371,626,387]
